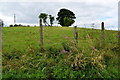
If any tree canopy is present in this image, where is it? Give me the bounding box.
[39,13,48,26]
[49,15,54,26]
[56,8,76,27]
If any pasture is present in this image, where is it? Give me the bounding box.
[2,27,119,78]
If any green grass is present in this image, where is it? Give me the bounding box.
[2,26,119,79]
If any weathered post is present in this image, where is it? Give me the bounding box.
[118,1,120,77]
[0,19,2,80]
[74,26,78,44]
[40,18,43,46]
[118,31,120,49]
[101,22,105,47]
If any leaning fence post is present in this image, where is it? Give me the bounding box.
[101,22,105,47]
[40,18,43,47]
[74,26,78,44]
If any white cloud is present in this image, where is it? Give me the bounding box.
[0,13,13,26]
[0,0,119,30]
[0,0,119,3]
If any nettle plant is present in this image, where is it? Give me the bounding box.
[61,36,106,71]
[61,36,79,54]
[71,49,106,71]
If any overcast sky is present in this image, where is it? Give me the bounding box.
[0,0,119,30]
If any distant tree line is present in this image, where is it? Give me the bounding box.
[9,24,35,27]
[9,8,76,27]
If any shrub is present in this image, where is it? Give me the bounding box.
[61,40,80,54]
[94,38,103,50]
[9,25,13,27]
[46,46,61,58]
[61,39,106,71]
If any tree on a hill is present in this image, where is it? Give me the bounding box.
[49,15,54,26]
[56,8,76,27]
[63,17,74,26]
[14,24,19,27]
[39,13,48,26]
[9,24,13,27]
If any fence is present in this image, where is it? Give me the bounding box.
[40,22,117,47]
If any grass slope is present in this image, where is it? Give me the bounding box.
[2,27,119,79]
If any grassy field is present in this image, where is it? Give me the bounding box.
[2,27,119,79]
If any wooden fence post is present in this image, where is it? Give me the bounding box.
[0,20,2,53]
[101,22,105,47]
[118,31,120,48]
[40,18,43,46]
[74,26,78,44]
[0,20,2,80]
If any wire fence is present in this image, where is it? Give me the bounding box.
[1,21,119,52]
[40,23,118,50]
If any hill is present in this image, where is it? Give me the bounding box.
[2,27,119,78]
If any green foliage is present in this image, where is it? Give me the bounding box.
[2,27,119,79]
[49,15,54,26]
[46,46,61,58]
[9,24,13,27]
[39,13,48,26]
[56,8,76,26]
[62,41,70,51]
[14,24,19,27]
[63,17,74,27]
